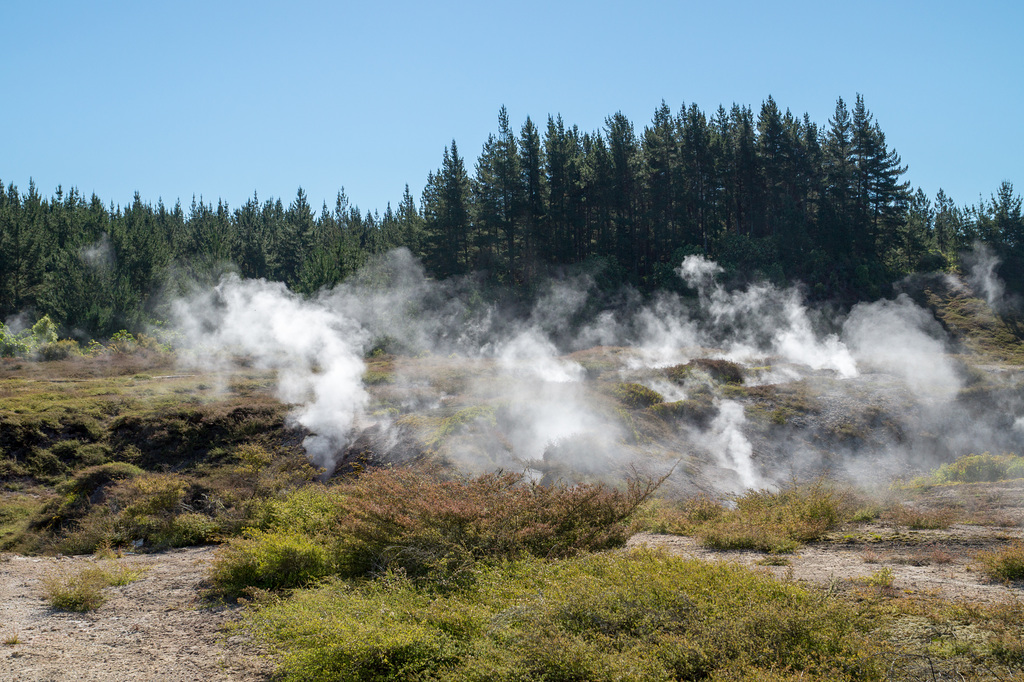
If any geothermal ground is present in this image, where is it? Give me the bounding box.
[2,481,1024,681]
[3,261,1024,679]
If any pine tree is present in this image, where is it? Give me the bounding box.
[423,141,472,278]
[643,101,680,263]
[519,116,547,282]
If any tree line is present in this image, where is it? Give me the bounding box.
[1,94,1021,339]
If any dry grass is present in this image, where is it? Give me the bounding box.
[886,505,957,530]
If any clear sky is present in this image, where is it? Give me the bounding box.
[2,0,1020,217]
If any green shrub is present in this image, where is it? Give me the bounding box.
[106,330,137,354]
[30,316,58,346]
[647,396,717,426]
[666,358,745,385]
[655,480,857,554]
[332,468,659,581]
[243,551,882,682]
[249,485,339,535]
[931,452,1024,484]
[37,339,81,361]
[0,325,30,357]
[210,529,332,596]
[163,512,219,546]
[58,462,145,501]
[211,468,661,596]
[975,542,1024,582]
[862,566,895,588]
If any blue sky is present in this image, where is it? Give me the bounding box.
[2,0,1020,216]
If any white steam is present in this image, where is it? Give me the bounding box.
[963,243,1016,313]
[842,294,960,397]
[80,233,114,269]
[173,275,369,474]
[705,400,760,490]
[164,248,1024,496]
[680,256,856,377]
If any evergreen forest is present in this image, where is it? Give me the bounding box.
[1,94,1021,340]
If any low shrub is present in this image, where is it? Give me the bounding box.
[862,566,895,588]
[666,358,745,385]
[609,382,664,408]
[37,339,81,361]
[243,551,882,682]
[333,468,659,581]
[211,468,662,596]
[647,396,717,426]
[975,542,1024,582]
[42,561,143,611]
[649,480,857,554]
[929,452,1024,484]
[886,505,955,530]
[210,529,333,595]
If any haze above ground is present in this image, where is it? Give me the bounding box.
[2,0,1020,215]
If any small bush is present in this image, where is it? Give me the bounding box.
[333,469,659,580]
[211,468,662,596]
[243,552,882,682]
[666,358,745,385]
[37,339,81,361]
[862,566,895,588]
[210,529,332,596]
[648,397,717,426]
[887,505,955,530]
[975,542,1024,582]
[927,452,1024,484]
[42,561,143,611]
[106,330,137,354]
[655,480,857,554]
[609,382,664,408]
[163,512,219,546]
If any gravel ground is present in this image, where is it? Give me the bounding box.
[0,546,271,682]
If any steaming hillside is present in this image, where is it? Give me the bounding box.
[174,249,1024,494]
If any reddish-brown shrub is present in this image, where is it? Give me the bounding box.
[333,468,662,581]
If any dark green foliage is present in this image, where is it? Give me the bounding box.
[0,95,1019,333]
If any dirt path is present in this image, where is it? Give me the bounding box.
[0,547,271,682]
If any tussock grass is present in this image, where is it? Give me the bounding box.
[42,561,144,612]
[243,551,882,682]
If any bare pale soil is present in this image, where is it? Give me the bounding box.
[0,547,271,682]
